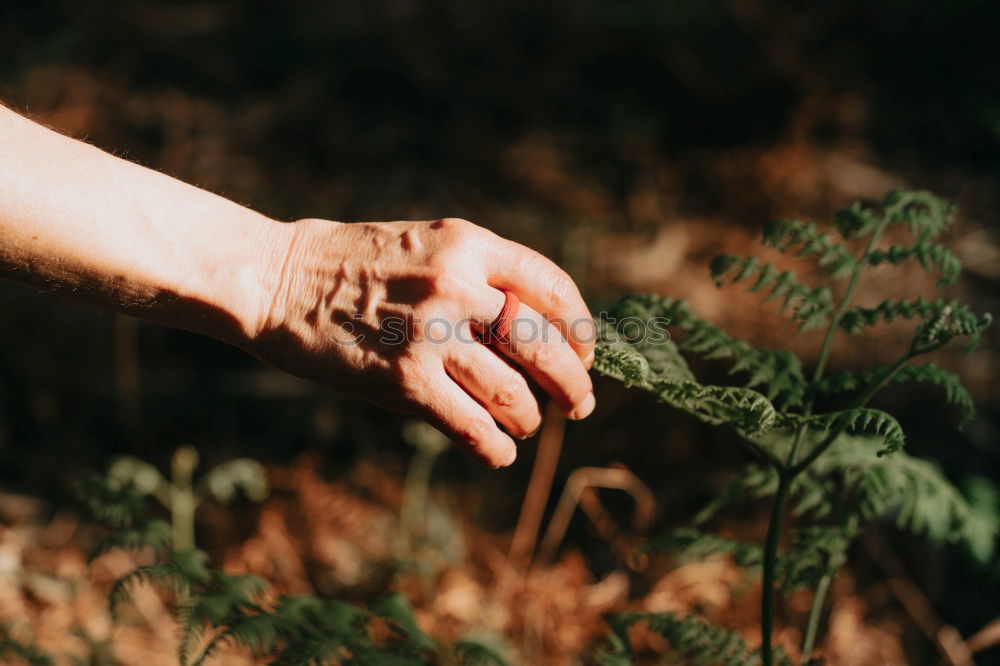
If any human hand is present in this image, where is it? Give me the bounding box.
[251,217,596,468]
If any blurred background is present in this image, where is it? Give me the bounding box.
[1,1,998,663]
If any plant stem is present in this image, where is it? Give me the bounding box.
[810,224,889,385]
[760,471,792,666]
[799,573,832,663]
[791,351,911,475]
[766,220,892,663]
[787,219,894,474]
[171,446,199,552]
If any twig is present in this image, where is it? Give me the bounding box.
[863,529,973,666]
[536,466,654,564]
[965,617,1000,656]
[509,402,565,568]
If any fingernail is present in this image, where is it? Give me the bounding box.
[502,445,518,466]
[583,350,595,370]
[519,424,542,440]
[570,392,596,420]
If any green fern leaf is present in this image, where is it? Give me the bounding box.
[777,526,854,594]
[798,436,998,562]
[833,200,882,239]
[816,363,976,428]
[189,614,278,666]
[602,294,807,409]
[76,475,147,528]
[762,219,857,279]
[694,465,780,526]
[180,572,267,665]
[867,241,962,287]
[839,296,940,333]
[600,612,791,666]
[646,528,764,568]
[595,319,783,440]
[785,408,905,456]
[87,518,172,563]
[452,638,511,666]
[710,256,833,332]
[838,297,991,348]
[0,627,55,666]
[108,551,209,617]
[881,190,956,238]
[698,435,996,563]
[370,594,436,653]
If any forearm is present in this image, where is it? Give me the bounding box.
[0,104,290,346]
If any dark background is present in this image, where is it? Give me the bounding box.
[1,1,998,663]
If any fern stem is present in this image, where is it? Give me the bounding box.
[790,352,910,475]
[743,437,785,470]
[811,222,888,385]
[789,219,893,469]
[799,573,831,663]
[760,471,791,666]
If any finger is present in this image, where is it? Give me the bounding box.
[473,288,595,420]
[414,368,518,468]
[485,237,596,365]
[445,342,542,440]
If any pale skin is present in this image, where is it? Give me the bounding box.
[0,104,596,468]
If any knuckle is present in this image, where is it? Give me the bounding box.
[492,379,525,408]
[432,217,474,234]
[427,271,465,298]
[546,271,574,308]
[456,416,492,444]
[425,245,467,276]
[527,341,557,367]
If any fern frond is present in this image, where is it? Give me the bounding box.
[76,475,147,528]
[87,519,172,563]
[710,256,833,332]
[840,297,991,350]
[189,613,278,666]
[109,562,195,618]
[880,190,956,238]
[657,383,779,435]
[646,528,763,568]
[178,572,267,666]
[0,627,54,666]
[785,408,905,456]
[833,200,882,239]
[370,594,436,653]
[798,436,998,563]
[603,294,807,408]
[648,526,854,597]
[777,526,854,594]
[601,612,790,666]
[692,434,996,563]
[835,190,956,240]
[266,596,373,664]
[595,318,694,388]
[867,242,962,287]
[452,638,511,666]
[762,219,857,279]
[816,363,976,428]
[596,317,783,440]
[693,465,780,526]
[839,296,941,333]
[912,305,992,353]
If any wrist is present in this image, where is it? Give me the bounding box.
[240,217,343,350]
[187,212,297,349]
